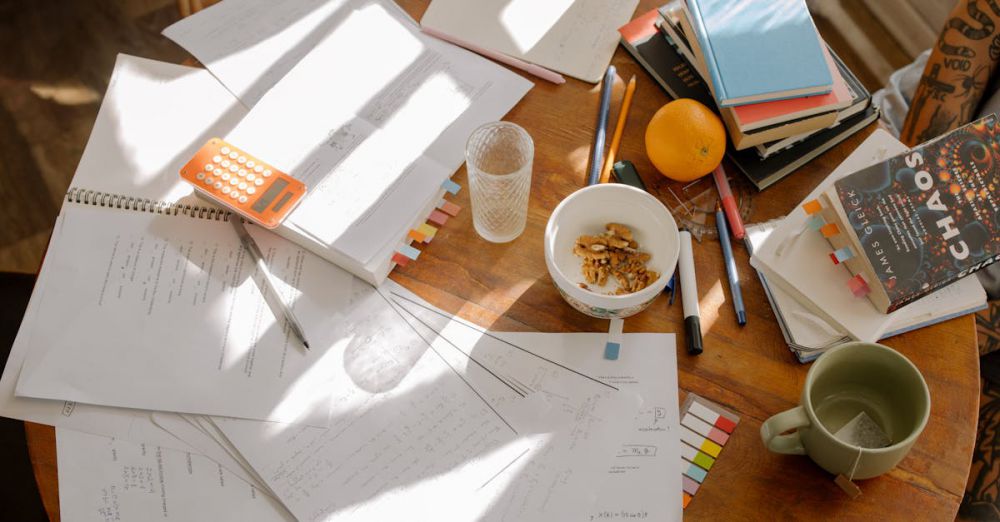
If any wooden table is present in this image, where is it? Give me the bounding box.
[26,1,980,520]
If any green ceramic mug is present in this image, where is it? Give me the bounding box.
[760,342,930,480]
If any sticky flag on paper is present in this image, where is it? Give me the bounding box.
[408,229,426,242]
[439,200,462,216]
[398,244,421,260]
[831,247,854,264]
[806,215,825,231]
[802,200,822,215]
[847,274,870,297]
[820,223,840,238]
[442,178,461,195]
[417,223,438,239]
[428,210,449,226]
[391,252,411,267]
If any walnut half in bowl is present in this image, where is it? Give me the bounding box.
[573,223,659,295]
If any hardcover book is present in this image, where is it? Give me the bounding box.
[817,115,1000,313]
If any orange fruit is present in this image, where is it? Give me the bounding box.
[645,99,726,182]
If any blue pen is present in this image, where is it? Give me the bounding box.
[715,203,747,326]
[587,65,616,186]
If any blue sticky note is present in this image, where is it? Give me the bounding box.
[442,178,461,195]
[604,342,620,360]
[806,215,825,231]
[834,247,854,262]
[398,244,421,260]
[684,462,708,483]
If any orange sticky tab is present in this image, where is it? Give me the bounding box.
[439,200,462,216]
[820,223,840,238]
[802,200,822,215]
[683,493,692,508]
[408,229,426,242]
[391,252,410,267]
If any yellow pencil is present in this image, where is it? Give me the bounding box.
[599,75,637,184]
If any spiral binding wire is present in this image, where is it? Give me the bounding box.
[66,187,232,221]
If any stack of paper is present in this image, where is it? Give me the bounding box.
[749,130,987,361]
[1,27,684,521]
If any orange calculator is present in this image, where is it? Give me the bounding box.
[179,138,306,229]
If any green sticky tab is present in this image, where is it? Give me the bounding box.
[693,451,715,470]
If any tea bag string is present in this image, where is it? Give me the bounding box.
[847,446,863,481]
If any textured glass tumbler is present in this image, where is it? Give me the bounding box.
[465,122,533,243]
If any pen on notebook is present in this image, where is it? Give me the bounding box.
[678,229,703,355]
[230,217,311,350]
[587,65,616,185]
[419,26,566,84]
[712,164,744,240]
[715,203,747,326]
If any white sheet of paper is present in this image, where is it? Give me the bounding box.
[166,0,533,272]
[214,282,543,522]
[385,283,682,521]
[420,0,639,82]
[56,427,293,521]
[384,285,641,521]
[16,204,352,425]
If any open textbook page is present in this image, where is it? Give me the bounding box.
[15,204,352,425]
[56,428,293,522]
[215,281,545,521]
[386,282,682,521]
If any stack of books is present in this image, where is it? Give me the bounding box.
[747,128,989,362]
[619,2,879,189]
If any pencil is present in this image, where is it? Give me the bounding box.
[587,65,616,186]
[599,76,636,184]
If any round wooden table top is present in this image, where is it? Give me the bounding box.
[27,1,980,520]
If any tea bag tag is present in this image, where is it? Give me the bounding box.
[834,474,862,499]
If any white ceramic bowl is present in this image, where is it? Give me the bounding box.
[544,184,679,319]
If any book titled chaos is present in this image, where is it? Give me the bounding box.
[824,115,1000,313]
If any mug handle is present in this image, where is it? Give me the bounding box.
[760,406,810,455]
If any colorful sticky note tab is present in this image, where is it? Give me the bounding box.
[847,274,870,297]
[398,244,421,260]
[442,178,461,194]
[391,252,410,267]
[604,342,620,360]
[680,427,722,458]
[682,413,730,445]
[683,493,692,509]
[417,223,438,238]
[680,441,716,470]
[689,401,738,434]
[682,458,709,483]
[820,223,840,238]
[833,247,854,263]
[682,475,700,495]
[806,215,825,231]
[802,199,822,215]
[439,200,462,216]
[408,229,427,242]
[428,210,449,226]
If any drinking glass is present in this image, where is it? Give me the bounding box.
[465,122,533,243]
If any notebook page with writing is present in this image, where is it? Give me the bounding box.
[56,428,293,522]
[16,204,352,425]
[215,281,544,522]
[420,0,640,82]
[386,284,682,521]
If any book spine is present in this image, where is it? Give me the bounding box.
[66,187,229,221]
[685,1,727,104]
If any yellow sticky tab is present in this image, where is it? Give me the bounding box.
[802,200,822,215]
[417,223,438,237]
[700,439,722,458]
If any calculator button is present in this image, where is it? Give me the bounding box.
[204,164,214,172]
[263,169,272,178]
[238,182,248,190]
[221,173,231,181]
[246,160,255,169]
[229,177,239,185]
[229,151,239,160]
[221,159,231,168]
[237,156,246,164]
[221,146,231,154]
[238,169,247,177]
[222,186,231,194]
[254,178,264,186]
[246,187,256,194]
[229,190,239,199]
[254,165,263,173]
[196,172,205,180]
[239,196,248,204]
[213,155,222,163]
[214,182,223,190]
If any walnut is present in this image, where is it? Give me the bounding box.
[572,223,659,295]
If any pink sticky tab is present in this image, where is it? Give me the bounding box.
[428,210,449,226]
[847,274,870,297]
[708,427,730,445]
[391,252,410,267]
[439,200,461,216]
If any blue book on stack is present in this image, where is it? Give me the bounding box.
[686,0,832,107]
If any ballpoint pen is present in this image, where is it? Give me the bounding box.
[587,65,616,186]
[230,216,311,350]
[715,202,747,326]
